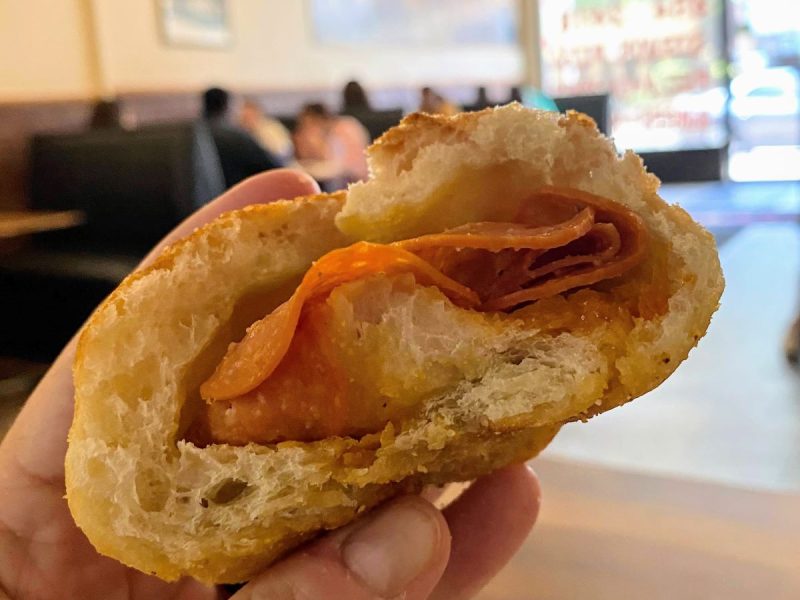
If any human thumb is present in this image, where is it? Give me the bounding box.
[230,496,451,599]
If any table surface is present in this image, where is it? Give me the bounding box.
[479,457,800,599]
[0,210,85,239]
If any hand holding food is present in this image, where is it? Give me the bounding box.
[66,104,723,583]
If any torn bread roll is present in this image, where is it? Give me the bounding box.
[66,104,723,584]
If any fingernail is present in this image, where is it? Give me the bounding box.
[342,498,440,597]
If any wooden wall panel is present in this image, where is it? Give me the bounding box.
[0,101,91,210]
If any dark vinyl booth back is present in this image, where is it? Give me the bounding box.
[554,95,610,136]
[3,123,226,361]
[30,122,225,254]
[551,95,725,182]
[341,109,405,141]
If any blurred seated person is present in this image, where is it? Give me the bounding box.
[239,98,294,164]
[341,80,372,116]
[293,103,369,188]
[419,87,460,116]
[475,86,491,109]
[202,87,283,188]
[88,98,137,130]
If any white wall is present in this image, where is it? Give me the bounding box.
[0,0,523,101]
[0,0,97,101]
[94,1,523,93]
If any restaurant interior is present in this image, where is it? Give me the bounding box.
[0,1,798,598]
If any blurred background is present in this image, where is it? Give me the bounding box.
[0,1,798,598]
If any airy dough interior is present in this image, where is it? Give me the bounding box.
[66,105,723,584]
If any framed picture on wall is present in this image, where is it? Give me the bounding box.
[158,0,232,48]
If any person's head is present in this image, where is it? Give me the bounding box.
[240,98,263,129]
[420,87,444,113]
[342,80,370,111]
[89,99,123,129]
[299,102,333,129]
[203,87,230,119]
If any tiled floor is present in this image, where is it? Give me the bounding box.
[545,182,800,492]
